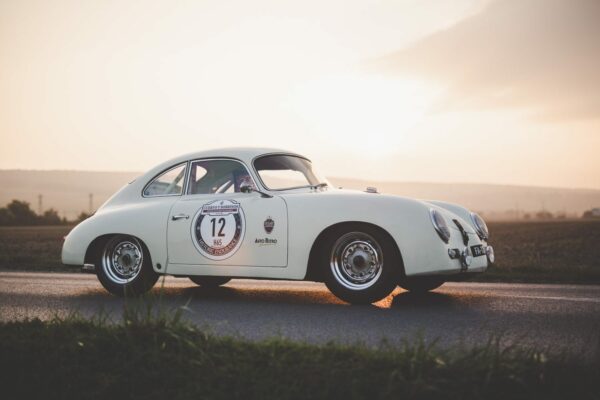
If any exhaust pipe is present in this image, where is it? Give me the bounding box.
[81,264,96,273]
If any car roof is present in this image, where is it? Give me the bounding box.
[142,147,307,183]
[177,147,305,162]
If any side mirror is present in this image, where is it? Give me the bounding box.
[240,183,253,193]
[239,183,273,198]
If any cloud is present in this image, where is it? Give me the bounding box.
[372,0,600,122]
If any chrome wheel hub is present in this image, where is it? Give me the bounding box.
[331,232,383,290]
[102,238,143,284]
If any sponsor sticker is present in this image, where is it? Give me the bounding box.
[192,199,245,260]
[255,237,278,246]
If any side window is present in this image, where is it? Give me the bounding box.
[188,159,256,195]
[143,163,187,197]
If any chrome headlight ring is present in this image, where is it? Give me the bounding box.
[470,212,489,241]
[430,209,451,243]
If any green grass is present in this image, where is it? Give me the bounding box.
[0,301,598,400]
[1,221,599,284]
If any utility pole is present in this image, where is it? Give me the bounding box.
[89,193,93,214]
[38,194,43,215]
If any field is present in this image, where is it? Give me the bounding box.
[482,220,600,283]
[0,220,599,283]
[0,225,72,271]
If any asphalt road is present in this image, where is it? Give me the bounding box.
[1,272,599,357]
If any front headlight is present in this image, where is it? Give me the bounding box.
[470,212,489,241]
[430,209,451,243]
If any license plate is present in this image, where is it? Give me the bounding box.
[471,245,486,257]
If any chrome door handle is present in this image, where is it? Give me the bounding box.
[171,214,189,221]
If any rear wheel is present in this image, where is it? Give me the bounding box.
[323,224,401,304]
[96,235,158,296]
[399,276,445,293]
[189,276,231,287]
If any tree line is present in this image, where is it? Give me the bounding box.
[0,200,91,226]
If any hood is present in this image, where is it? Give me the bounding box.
[281,187,478,234]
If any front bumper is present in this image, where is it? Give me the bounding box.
[448,244,494,270]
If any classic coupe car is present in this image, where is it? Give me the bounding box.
[62,148,494,304]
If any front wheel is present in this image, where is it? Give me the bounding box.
[189,276,231,287]
[399,276,445,293]
[96,235,158,296]
[323,225,402,304]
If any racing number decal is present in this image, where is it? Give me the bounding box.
[192,199,245,261]
[211,217,226,237]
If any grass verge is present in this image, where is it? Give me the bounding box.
[0,302,598,400]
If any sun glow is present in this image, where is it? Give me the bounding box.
[287,73,442,156]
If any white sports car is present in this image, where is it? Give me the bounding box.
[62,148,494,304]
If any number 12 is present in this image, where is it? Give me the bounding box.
[210,217,226,237]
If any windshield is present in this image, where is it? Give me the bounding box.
[254,154,328,190]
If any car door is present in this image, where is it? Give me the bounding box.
[167,158,288,268]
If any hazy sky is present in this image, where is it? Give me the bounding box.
[1,0,598,189]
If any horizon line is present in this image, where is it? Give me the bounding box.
[1,168,599,192]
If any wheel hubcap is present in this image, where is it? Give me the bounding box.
[102,237,143,284]
[330,232,383,290]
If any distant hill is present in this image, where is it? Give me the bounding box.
[332,178,600,220]
[1,170,599,220]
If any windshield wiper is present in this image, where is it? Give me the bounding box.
[311,182,328,190]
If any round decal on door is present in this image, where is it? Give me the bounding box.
[191,199,245,261]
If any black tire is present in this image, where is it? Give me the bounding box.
[322,224,402,304]
[399,276,445,293]
[96,235,159,296]
[189,276,231,287]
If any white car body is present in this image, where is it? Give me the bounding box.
[62,148,492,299]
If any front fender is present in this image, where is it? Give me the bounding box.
[283,190,487,278]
